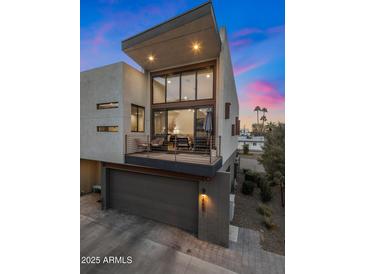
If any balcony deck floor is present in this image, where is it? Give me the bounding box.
[127,151,220,166]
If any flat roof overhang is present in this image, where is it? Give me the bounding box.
[122,2,221,71]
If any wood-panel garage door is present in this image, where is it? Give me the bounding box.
[108,169,198,233]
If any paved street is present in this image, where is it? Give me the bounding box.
[81,194,284,274]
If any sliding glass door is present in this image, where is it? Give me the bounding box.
[153,107,213,139]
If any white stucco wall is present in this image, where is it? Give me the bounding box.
[216,27,239,164]
[121,63,149,135]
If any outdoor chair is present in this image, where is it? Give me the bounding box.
[135,138,149,151]
[176,137,190,150]
[150,137,165,151]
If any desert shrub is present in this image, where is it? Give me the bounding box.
[245,170,265,185]
[242,181,255,195]
[258,123,285,178]
[270,171,283,186]
[260,182,273,202]
[257,174,268,189]
[257,203,273,217]
[243,144,249,154]
[263,216,275,230]
[244,170,255,182]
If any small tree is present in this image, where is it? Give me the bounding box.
[258,123,285,178]
[243,144,249,154]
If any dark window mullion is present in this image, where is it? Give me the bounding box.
[136,106,139,132]
[179,73,182,101]
[164,76,167,103]
[195,71,198,100]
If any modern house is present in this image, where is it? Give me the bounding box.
[80,1,239,247]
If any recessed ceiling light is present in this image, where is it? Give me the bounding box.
[192,42,200,51]
[148,55,154,61]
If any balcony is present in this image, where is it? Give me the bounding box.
[124,134,222,177]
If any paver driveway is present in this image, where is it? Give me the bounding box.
[81,194,284,274]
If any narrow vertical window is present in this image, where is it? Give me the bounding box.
[131,104,145,132]
[197,68,213,99]
[225,103,231,119]
[153,77,166,103]
[181,71,196,101]
[166,74,180,102]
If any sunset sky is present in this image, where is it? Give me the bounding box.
[81,0,285,129]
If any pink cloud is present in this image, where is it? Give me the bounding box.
[229,38,252,47]
[233,28,263,38]
[233,61,265,76]
[90,23,114,47]
[239,80,285,110]
[267,25,285,34]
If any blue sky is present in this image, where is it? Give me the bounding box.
[81,0,285,127]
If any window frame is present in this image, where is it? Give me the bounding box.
[151,61,215,105]
[131,104,145,133]
[151,105,215,139]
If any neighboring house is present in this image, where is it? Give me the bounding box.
[80,2,239,247]
[238,135,265,152]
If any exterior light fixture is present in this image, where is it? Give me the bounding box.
[206,74,210,78]
[184,96,188,100]
[167,80,171,84]
[148,55,155,61]
[192,42,201,52]
[201,188,206,212]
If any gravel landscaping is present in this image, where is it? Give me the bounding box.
[231,171,285,255]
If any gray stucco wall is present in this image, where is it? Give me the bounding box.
[198,171,230,247]
[197,150,236,247]
[216,27,239,165]
[80,62,148,164]
[80,62,124,163]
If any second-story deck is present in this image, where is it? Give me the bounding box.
[124,134,222,177]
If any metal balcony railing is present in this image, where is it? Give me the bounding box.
[125,134,221,165]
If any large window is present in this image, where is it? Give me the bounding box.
[153,107,214,138]
[131,104,145,132]
[197,68,213,99]
[181,72,196,101]
[167,109,194,137]
[153,77,165,104]
[152,66,214,104]
[166,74,180,102]
[196,108,210,137]
[154,111,167,135]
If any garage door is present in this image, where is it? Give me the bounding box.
[108,169,198,233]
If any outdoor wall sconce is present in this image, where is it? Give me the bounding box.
[201,188,206,212]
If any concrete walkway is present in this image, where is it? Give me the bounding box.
[81,194,284,274]
[239,156,266,173]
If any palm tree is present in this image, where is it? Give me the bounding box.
[260,115,267,128]
[265,121,275,132]
[254,106,261,124]
[261,107,268,119]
